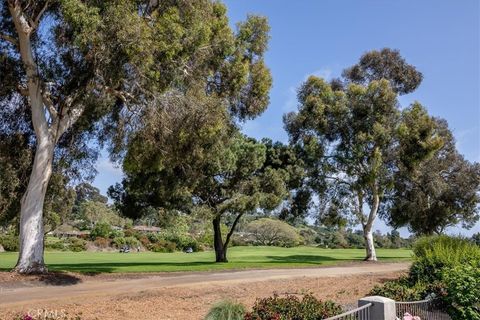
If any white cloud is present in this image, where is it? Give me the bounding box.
[282,67,335,113]
[309,68,333,81]
[95,157,123,176]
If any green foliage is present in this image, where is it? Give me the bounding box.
[473,233,480,246]
[410,235,480,283]
[246,218,301,247]
[385,118,480,235]
[66,238,87,252]
[244,294,343,320]
[0,233,19,251]
[372,235,480,318]
[204,300,246,320]
[442,264,480,320]
[285,49,443,260]
[45,237,67,251]
[342,48,423,95]
[148,240,177,253]
[90,222,113,239]
[370,276,428,301]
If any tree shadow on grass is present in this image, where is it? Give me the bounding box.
[46,261,220,273]
[45,255,351,273]
[265,254,352,265]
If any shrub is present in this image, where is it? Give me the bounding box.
[369,275,428,301]
[442,263,480,320]
[410,235,480,283]
[0,233,19,251]
[124,228,138,238]
[148,240,177,252]
[90,222,113,239]
[246,218,301,247]
[113,237,126,248]
[204,300,246,320]
[93,237,111,249]
[138,235,151,247]
[244,294,343,320]
[125,236,140,247]
[45,237,66,251]
[372,235,480,318]
[66,238,87,252]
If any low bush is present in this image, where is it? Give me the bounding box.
[371,235,480,320]
[410,235,480,283]
[369,275,428,301]
[204,300,246,320]
[125,236,140,247]
[148,240,177,252]
[138,235,151,247]
[45,237,66,251]
[442,263,480,320]
[113,237,126,248]
[0,233,19,251]
[244,293,342,320]
[93,237,111,249]
[124,228,138,238]
[66,238,87,252]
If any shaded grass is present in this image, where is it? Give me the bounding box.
[0,246,412,273]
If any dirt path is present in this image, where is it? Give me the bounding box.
[0,262,409,319]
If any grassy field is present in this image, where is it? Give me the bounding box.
[0,246,412,273]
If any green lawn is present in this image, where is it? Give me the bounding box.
[0,246,412,273]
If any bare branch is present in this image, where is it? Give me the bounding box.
[32,1,50,30]
[0,33,18,47]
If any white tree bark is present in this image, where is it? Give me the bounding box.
[363,191,380,261]
[8,1,75,273]
[15,139,54,273]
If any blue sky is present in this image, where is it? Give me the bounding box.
[94,0,480,236]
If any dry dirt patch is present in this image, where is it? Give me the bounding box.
[0,263,407,320]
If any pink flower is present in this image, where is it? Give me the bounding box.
[23,315,33,320]
[403,312,421,320]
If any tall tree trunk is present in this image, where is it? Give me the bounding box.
[9,2,55,273]
[363,190,380,261]
[14,139,54,273]
[213,217,227,262]
[364,229,377,261]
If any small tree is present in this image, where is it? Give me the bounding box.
[246,218,301,247]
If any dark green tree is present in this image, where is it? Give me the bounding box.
[284,49,442,260]
[1,0,269,273]
[111,92,287,262]
[381,119,480,235]
[261,139,310,223]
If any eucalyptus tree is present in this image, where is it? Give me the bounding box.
[381,119,480,235]
[1,0,262,273]
[284,49,443,260]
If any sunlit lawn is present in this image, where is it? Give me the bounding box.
[0,246,412,273]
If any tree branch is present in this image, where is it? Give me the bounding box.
[42,92,57,120]
[0,33,18,47]
[32,1,50,29]
[224,212,244,248]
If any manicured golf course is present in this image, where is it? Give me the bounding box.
[0,246,412,273]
